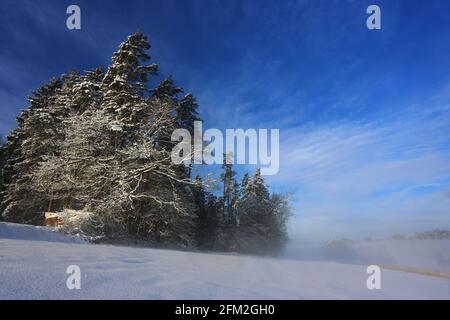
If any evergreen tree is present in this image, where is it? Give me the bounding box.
[150,78,183,151]
[176,93,200,134]
[193,176,209,247]
[0,135,6,220]
[1,78,63,223]
[4,69,105,220]
[176,92,200,177]
[241,173,249,192]
[100,33,197,246]
[70,67,104,113]
[218,154,239,250]
[193,176,223,249]
[221,153,237,217]
[30,35,197,246]
[152,77,183,100]
[237,169,273,253]
[236,169,292,254]
[102,32,158,133]
[204,193,222,249]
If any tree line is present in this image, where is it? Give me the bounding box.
[0,32,291,255]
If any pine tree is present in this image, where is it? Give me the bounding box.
[236,169,292,254]
[241,173,249,192]
[0,135,6,220]
[237,169,272,253]
[32,108,118,215]
[204,193,222,249]
[218,154,239,250]
[99,33,197,246]
[152,77,183,100]
[102,32,158,133]
[193,176,208,247]
[1,78,63,223]
[30,35,198,246]
[176,93,200,134]
[71,67,104,112]
[193,176,223,249]
[150,78,183,151]
[221,153,237,217]
[14,70,105,218]
[177,93,200,177]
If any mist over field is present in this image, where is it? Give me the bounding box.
[284,235,450,274]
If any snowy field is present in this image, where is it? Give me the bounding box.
[0,222,449,300]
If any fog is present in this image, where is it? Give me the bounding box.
[283,235,450,274]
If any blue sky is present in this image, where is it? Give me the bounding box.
[1,0,450,240]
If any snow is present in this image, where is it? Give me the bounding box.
[0,222,85,244]
[0,222,449,300]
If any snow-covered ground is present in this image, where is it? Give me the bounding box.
[0,222,85,244]
[0,222,449,299]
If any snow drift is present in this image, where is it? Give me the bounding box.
[0,221,85,244]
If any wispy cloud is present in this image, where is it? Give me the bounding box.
[270,96,450,239]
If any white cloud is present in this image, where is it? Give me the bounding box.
[266,101,450,239]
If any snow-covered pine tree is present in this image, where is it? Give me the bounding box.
[118,118,197,246]
[99,33,197,246]
[193,176,208,246]
[152,77,183,100]
[70,67,104,113]
[2,66,104,223]
[241,172,250,192]
[150,77,183,151]
[236,169,292,254]
[0,135,6,219]
[237,169,273,253]
[205,193,222,249]
[1,78,63,223]
[176,93,200,135]
[23,70,105,216]
[102,32,158,134]
[33,93,197,245]
[176,93,200,177]
[221,153,237,217]
[152,79,200,171]
[193,176,223,249]
[217,154,239,250]
[30,34,198,246]
[32,108,118,217]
